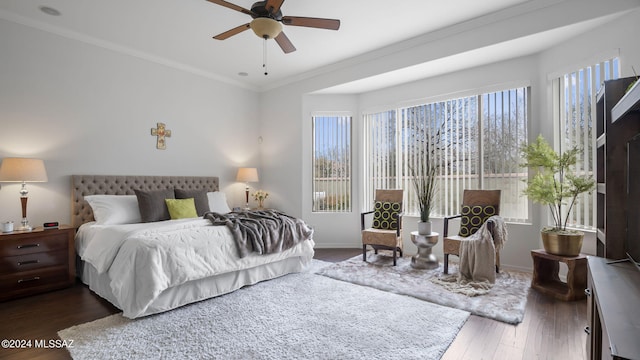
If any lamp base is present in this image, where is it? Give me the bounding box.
[19,218,32,231]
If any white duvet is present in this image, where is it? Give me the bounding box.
[76,218,314,318]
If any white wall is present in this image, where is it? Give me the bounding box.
[0,19,260,226]
[2,5,639,273]
[261,8,640,272]
[257,85,305,216]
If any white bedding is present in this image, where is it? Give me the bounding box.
[76,218,314,318]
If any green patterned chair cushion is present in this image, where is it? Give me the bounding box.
[458,205,497,237]
[372,201,402,230]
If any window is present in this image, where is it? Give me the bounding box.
[481,89,529,221]
[363,110,397,196]
[554,57,619,229]
[312,115,352,212]
[364,87,529,222]
[400,98,480,218]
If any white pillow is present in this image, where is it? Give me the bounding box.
[84,195,141,225]
[207,192,231,214]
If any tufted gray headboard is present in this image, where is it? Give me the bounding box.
[71,175,219,228]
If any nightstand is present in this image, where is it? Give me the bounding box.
[0,226,76,301]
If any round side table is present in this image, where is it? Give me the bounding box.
[410,231,439,270]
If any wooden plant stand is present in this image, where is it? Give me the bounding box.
[530,249,587,301]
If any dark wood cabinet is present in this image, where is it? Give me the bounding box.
[0,226,75,301]
[595,78,640,259]
[589,78,640,360]
[586,257,640,360]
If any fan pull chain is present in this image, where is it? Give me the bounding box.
[263,37,268,76]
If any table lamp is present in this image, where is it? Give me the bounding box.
[0,158,48,231]
[236,167,258,209]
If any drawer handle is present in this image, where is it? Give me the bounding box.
[17,243,40,249]
[584,326,591,335]
[584,288,591,297]
[17,276,41,284]
[18,260,40,266]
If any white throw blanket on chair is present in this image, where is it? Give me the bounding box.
[433,216,508,296]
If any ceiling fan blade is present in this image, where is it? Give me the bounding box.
[275,32,296,53]
[213,23,251,40]
[265,0,284,14]
[206,0,254,16]
[281,16,340,30]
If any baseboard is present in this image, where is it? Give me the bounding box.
[314,243,361,249]
[497,264,533,274]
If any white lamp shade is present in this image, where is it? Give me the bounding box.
[236,167,259,183]
[0,158,48,182]
[250,18,282,39]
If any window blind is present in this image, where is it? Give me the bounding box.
[363,87,528,222]
[312,115,352,212]
[363,110,397,207]
[481,88,528,221]
[556,57,619,229]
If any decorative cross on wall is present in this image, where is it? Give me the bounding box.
[151,122,171,150]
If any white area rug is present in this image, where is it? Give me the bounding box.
[317,253,531,324]
[59,261,469,360]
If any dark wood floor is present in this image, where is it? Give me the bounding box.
[0,248,587,360]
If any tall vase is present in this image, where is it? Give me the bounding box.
[258,198,264,209]
[418,220,432,235]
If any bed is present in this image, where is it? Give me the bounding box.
[72,175,315,319]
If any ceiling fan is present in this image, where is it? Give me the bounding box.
[206,0,340,54]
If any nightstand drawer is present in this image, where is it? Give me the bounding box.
[0,226,75,301]
[0,266,71,295]
[0,250,68,274]
[0,231,68,257]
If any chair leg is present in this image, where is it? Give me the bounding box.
[399,247,403,258]
[444,254,449,274]
[393,248,397,266]
[363,244,367,262]
[495,250,500,273]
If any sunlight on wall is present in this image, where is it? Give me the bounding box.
[0,112,80,156]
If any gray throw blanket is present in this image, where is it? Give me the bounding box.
[457,215,507,285]
[432,216,508,296]
[204,210,314,258]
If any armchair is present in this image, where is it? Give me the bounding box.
[443,189,501,274]
[361,189,404,266]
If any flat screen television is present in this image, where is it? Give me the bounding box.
[626,133,640,271]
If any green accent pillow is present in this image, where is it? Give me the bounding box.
[458,205,497,237]
[372,201,402,230]
[165,198,198,219]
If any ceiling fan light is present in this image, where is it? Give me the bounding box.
[250,18,282,39]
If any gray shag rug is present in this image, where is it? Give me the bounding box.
[58,261,469,360]
[316,253,530,324]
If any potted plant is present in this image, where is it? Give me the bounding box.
[252,190,269,209]
[409,161,438,235]
[521,135,596,256]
